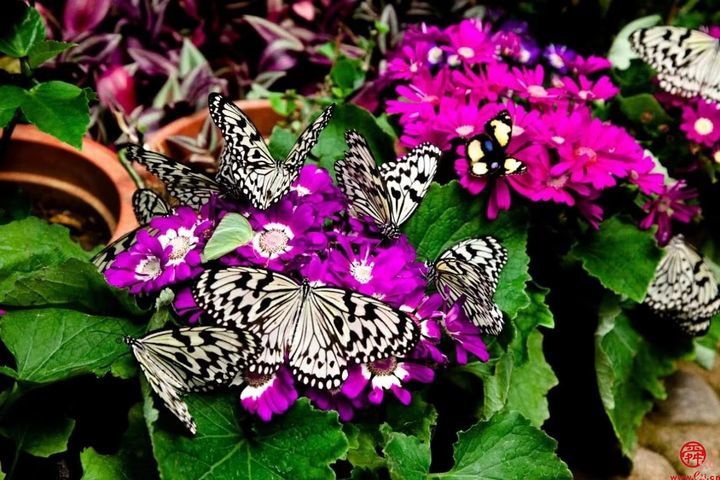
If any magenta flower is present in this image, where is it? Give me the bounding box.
[306,388,365,422]
[510,65,561,104]
[173,287,203,324]
[289,165,345,220]
[96,65,137,114]
[105,230,169,294]
[443,19,497,66]
[567,54,612,75]
[63,0,111,39]
[561,75,618,102]
[341,360,434,406]
[386,71,447,125]
[151,207,212,284]
[403,294,447,364]
[680,100,720,147]
[442,303,490,364]
[450,62,512,103]
[640,180,700,245]
[239,369,298,421]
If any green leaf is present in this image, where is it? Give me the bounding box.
[27,40,76,68]
[178,38,208,77]
[21,81,90,149]
[149,396,348,480]
[0,3,45,58]
[430,411,571,479]
[617,93,672,127]
[330,57,366,98]
[594,297,681,456]
[344,423,385,471]
[268,125,296,159]
[0,308,144,384]
[0,414,74,458]
[608,15,662,70]
[202,213,253,261]
[381,427,430,480]
[569,216,661,302]
[313,104,396,177]
[385,394,437,443]
[80,404,156,480]
[403,181,531,318]
[0,85,25,128]
[0,217,88,279]
[694,314,720,369]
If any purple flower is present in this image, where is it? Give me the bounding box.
[306,388,365,421]
[63,0,111,39]
[341,359,434,406]
[544,44,577,72]
[443,19,497,66]
[151,207,212,284]
[289,165,345,220]
[561,75,618,102]
[567,54,612,75]
[510,65,562,104]
[96,65,137,114]
[106,230,169,294]
[239,369,298,421]
[442,303,490,364]
[640,180,700,245]
[680,100,720,147]
[173,287,203,324]
[403,294,447,364]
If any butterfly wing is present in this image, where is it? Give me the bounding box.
[644,236,720,335]
[433,237,508,335]
[290,286,420,389]
[124,145,221,209]
[336,130,393,235]
[126,326,258,434]
[466,110,526,177]
[379,142,440,227]
[91,229,139,273]
[630,27,720,101]
[193,267,304,376]
[283,104,335,171]
[132,189,172,225]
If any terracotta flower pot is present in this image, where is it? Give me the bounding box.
[0,125,136,245]
[147,99,281,155]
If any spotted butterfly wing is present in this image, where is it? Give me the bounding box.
[125,326,259,434]
[208,93,334,210]
[91,189,172,272]
[630,26,720,103]
[431,237,508,334]
[124,145,222,210]
[644,235,720,336]
[465,110,526,177]
[336,130,440,238]
[192,266,420,389]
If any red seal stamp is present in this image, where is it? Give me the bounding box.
[680,441,707,468]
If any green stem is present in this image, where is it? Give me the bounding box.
[0,109,20,162]
[118,149,144,189]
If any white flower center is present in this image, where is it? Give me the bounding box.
[455,124,475,137]
[694,117,714,135]
[447,54,461,66]
[457,47,475,58]
[293,185,311,196]
[350,259,374,284]
[135,256,161,281]
[714,150,720,164]
[527,85,547,97]
[519,48,531,63]
[159,226,198,266]
[578,90,592,100]
[427,46,443,64]
[548,53,564,69]
[253,222,294,259]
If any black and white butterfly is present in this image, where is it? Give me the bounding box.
[428,237,508,335]
[125,326,258,434]
[630,26,720,103]
[335,130,440,239]
[91,189,172,273]
[192,266,420,389]
[209,93,334,210]
[644,235,720,336]
[123,145,222,210]
[465,110,526,178]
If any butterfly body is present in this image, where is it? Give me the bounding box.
[125,326,258,434]
[430,237,508,334]
[193,266,420,389]
[466,110,525,178]
[630,26,720,102]
[336,130,440,239]
[644,235,720,336]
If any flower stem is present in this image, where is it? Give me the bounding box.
[118,148,145,189]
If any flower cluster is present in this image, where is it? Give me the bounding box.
[105,165,489,421]
[380,17,699,241]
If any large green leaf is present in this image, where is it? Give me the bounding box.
[385,394,437,443]
[313,104,396,177]
[80,404,156,480]
[148,396,348,480]
[595,297,683,456]
[27,40,76,68]
[430,411,571,479]
[569,216,661,302]
[0,308,143,384]
[0,3,45,58]
[403,181,531,318]
[381,427,430,480]
[0,414,74,458]
[0,85,25,128]
[21,81,91,149]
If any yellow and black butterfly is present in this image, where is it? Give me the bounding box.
[466,110,526,177]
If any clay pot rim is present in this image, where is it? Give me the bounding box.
[1,124,137,242]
